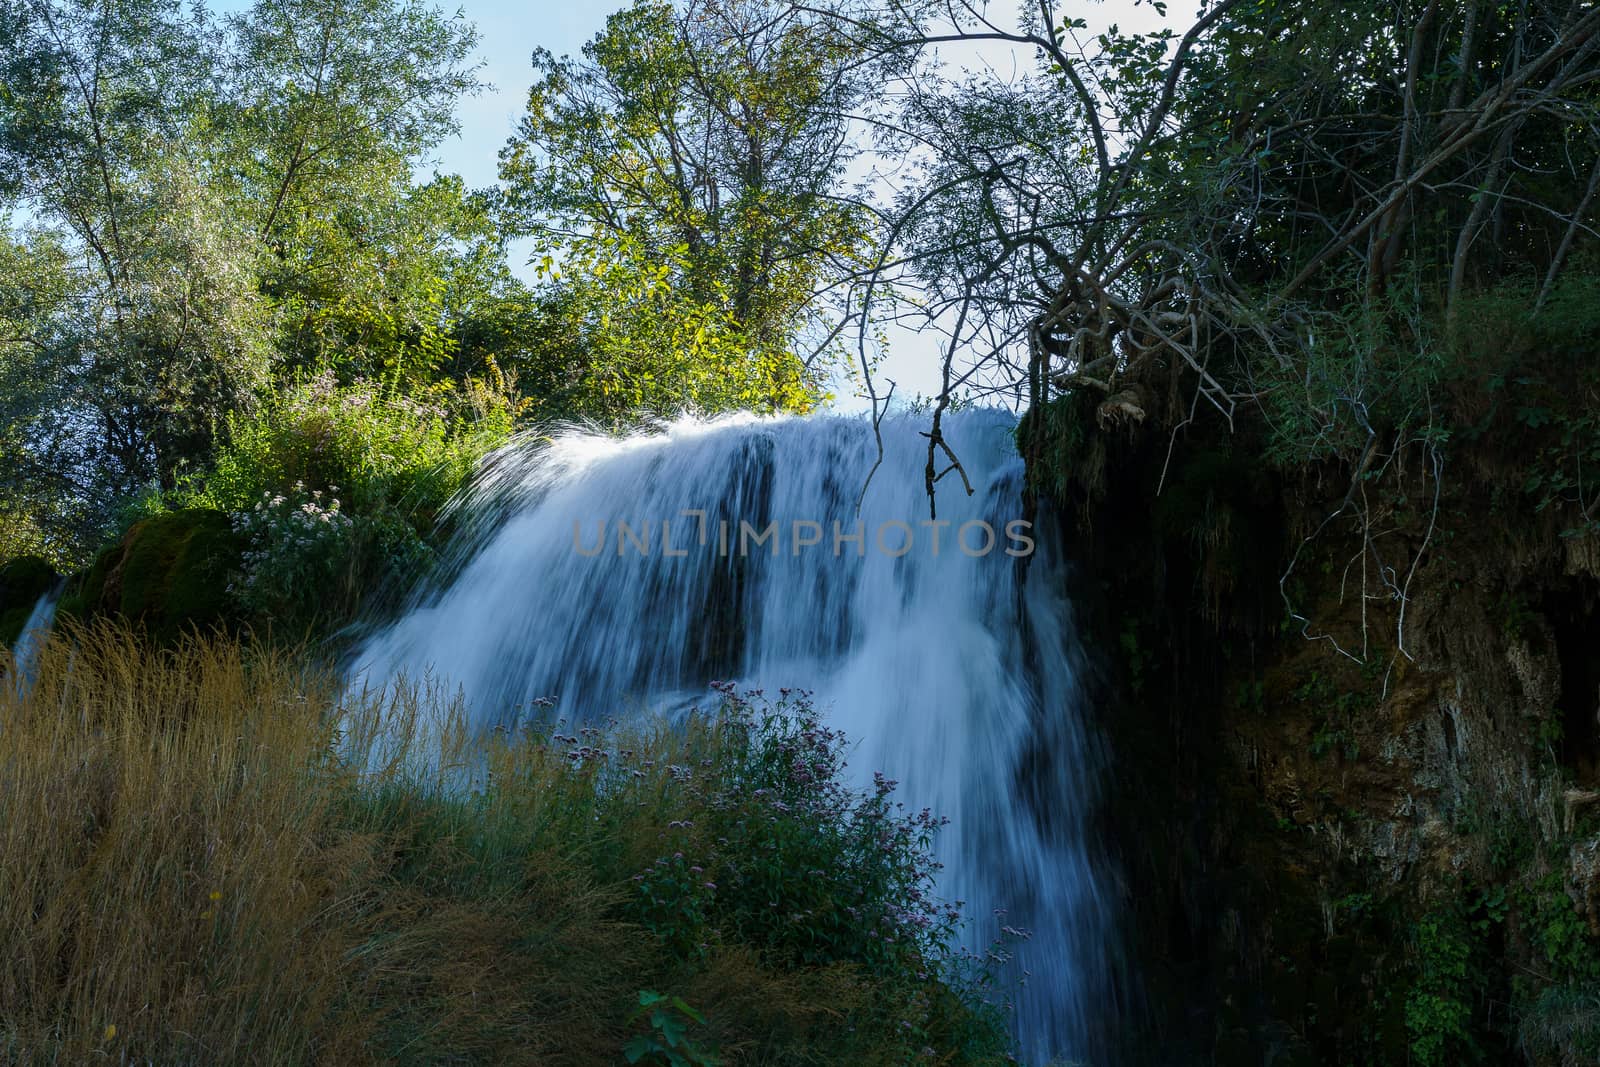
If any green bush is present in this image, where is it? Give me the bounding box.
[56,511,243,645]
[172,369,517,633]
[629,685,960,978]
[1449,274,1600,539]
[187,369,514,525]
[229,485,362,633]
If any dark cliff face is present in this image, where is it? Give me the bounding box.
[1045,404,1600,1066]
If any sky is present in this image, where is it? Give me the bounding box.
[438,3,599,192]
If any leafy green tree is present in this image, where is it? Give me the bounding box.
[216,0,479,241]
[0,228,98,561]
[0,0,265,499]
[527,231,820,422]
[500,0,874,419]
[0,0,498,557]
[215,0,488,387]
[262,172,515,388]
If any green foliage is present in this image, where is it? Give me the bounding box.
[1520,874,1600,983]
[228,485,370,635]
[623,992,720,1067]
[1401,887,1519,1067]
[1405,904,1483,1066]
[1015,390,1100,504]
[56,510,242,645]
[877,0,1600,573]
[175,371,514,631]
[1452,274,1600,540]
[526,234,822,422]
[1291,668,1373,762]
[187,371,510,525]
[0,0,495,557]
[1118,618,1147,697]
[500,0,872,421]
[626,686,959,979]
[265,175,513,389]
[635,852,717,963]
[1252,268,1448,472]
[352,685,1011,1063]
[0,0,268,498]
[217,0,479,232]
[1518,982,1600,1066]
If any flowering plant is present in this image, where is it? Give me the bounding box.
[617,686,960,982]
[228,482,356,627]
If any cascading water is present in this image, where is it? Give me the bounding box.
[7,585,61,691]
[351,409,1122,1063]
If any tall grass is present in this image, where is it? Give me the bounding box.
[0,623,1011,1065]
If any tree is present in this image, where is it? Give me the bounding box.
[825,0,1600,513]
[0,227,100,560]
[0,0,493,554]
[499,0,875,418]
[215,0,487,386]
[0,0,269,497]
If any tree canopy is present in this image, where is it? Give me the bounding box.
[499,0,876,419]
[2,0,1597,575]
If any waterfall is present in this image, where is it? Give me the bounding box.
[7,585,61,690]
[351,409,1122,1063]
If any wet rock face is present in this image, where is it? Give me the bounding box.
[59,510,243,645]
[1058,424,1600,1065]
[0,556,59,647]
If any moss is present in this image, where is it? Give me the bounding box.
[1027,390,1101,483]
[0,555,60,647]
[59,511,243,645]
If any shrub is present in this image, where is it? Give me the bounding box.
[175,368,518,633]
[228,484,359,626]
[55,510,242,645]
[188,368,515,524]
[1518,983,1600,1067]
[637,684,959,979]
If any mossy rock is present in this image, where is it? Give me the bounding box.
[59,510,243,645]
[0,555,60,647]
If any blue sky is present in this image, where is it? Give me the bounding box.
[436,2,607,192]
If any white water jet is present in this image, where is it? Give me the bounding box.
[351,409,1122,1063]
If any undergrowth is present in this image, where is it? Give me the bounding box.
[0,623,1012,1065]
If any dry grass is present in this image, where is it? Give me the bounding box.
[0,622,1007,1066]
